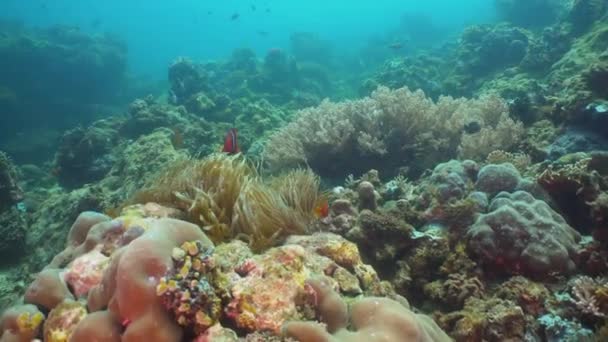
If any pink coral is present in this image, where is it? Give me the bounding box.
[283,277,450,342]
[0,304,44,342]
[63,248,109,298]
[24,269,73,311]
[227,245,308,333]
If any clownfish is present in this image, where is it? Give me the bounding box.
[222,128,240,154]
[313,197,329,218]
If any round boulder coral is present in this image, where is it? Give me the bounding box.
[475,163,521,197]
[466,190,581,278]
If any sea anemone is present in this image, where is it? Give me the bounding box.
[129,154,324,251]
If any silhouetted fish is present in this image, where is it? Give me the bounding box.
[231,13,240,21]
[251,5,256,11]
[257,31,269,36]
[463,121,481,134]
[388,42,403,50]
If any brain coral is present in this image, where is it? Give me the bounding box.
[466,190,581,278]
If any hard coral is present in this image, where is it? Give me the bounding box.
[424,273,485,309]
[570,276,608,318]
[156,241,225,335]
[466,190,581,278]
[494,276,550,316]
[24,269,74,311]
[84,217,212,342]
[437,297,525,342]
[63,248,109,298]
[226,245,309,333]
[43,300,86,342]
[0,305,44,342]
[538,154,608,235]
[283,277,451,342]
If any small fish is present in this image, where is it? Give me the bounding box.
[222,128,240,154]
[251,4,256,11]
[257,30,269,36]
[266,8,271,13]
[313,197,329,218]
[207,10,213,15]
[388,42,403,50]
[231,13,240,21]
[90,18,102,29]
[463,121,481,134]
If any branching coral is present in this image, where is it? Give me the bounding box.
[494,276,550,316]
[437,297,525,341]
[424,273,485,309]
[486,150,532,173]
[570,276,608,318]
[263,86,523,177]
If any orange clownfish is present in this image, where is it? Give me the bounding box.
[313,196,329,218]
[222,128,240,154]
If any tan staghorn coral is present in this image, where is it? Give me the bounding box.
[263,86,523,177]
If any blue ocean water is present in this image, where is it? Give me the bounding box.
[2,0,495,79]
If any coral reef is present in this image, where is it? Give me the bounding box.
[4,2,608,340]
[0,209,445,341]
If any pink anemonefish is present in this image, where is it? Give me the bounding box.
[222,128,240,154]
